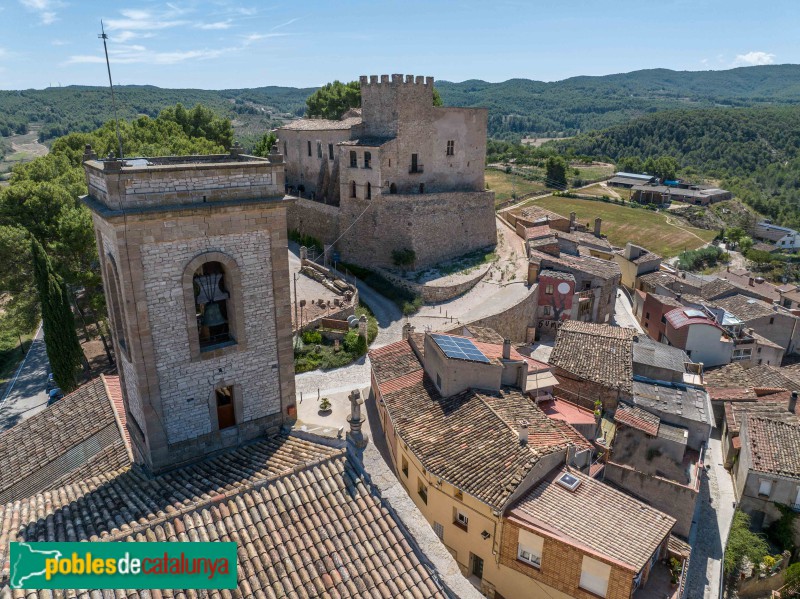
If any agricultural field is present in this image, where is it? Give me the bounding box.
[485,169,547,204]
[515,195,716,258]
[0,130,48,177]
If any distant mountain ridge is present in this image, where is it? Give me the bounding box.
[2,64,800,143]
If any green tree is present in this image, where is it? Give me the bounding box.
[306,81,362,120]
[31,238,84,393]
[724,511,769,575]
[727,226,746,248]
[545,156,568,189]
[784,563,800,598]
[306,80,443,120]
[643,155,679,181]
[157,103,233,149]
[738,235,754,254]
[252,131,278,157]
[616,156,643,173]
[745,249,774,268]
[0,226,38,337]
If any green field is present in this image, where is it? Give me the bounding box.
[485,169,547,204]
[516,195,716,258]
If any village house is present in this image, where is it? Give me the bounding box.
[613,242,662,290]
[635,269,704,298]
[700,267,781,304]
[754,220,800,251]
[712,293,800,355]
[278,74,497,269]
[733,413,800,537]
[607,171,658,188]
[631,183,731,206]
[368,327,684,599]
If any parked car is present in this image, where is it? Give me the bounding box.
[47,387,64,405]
[46,373,55,392]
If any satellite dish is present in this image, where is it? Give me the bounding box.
[557,282,571,294]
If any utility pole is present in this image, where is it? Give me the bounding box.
[99,20,124,159]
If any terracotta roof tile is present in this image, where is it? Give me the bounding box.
[530,249,621,281]
[704,363,800,392]
[0,375,131,504]
[509,468,675,572]
[614,403,660,436]
[370,339,577,509]
[0,435,452,597]
[550,322,634,393]
[713,294,777,321]
[280,116,362,131]
[746,416,800,478]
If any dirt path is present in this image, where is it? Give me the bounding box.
[663,214,709,244]
[10,132,48,158]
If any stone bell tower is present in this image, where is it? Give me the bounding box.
[81,144,296,473]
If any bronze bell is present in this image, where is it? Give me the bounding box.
[202,302,227,327]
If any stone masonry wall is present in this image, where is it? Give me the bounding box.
[604,461,697,538]
[464,285,538,342]
[285,197,340,246]
[140,231,280,444]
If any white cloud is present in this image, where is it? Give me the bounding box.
[51,39,68,46]
[65,44,233,66]
[196,20,232,30]
[112,30,154,42]
[19,0,63,25]
[242,32,288,44]
[105,8,187,31]
[732,51,776,67]
[270,17,298,31]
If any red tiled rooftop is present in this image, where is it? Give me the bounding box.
[539,398,596,426]
[665,307,720,329]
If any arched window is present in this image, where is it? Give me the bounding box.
[366,182,372,199]
[351,181,357,198]
[389,183,397,194]
[105,255,128,358]
[193,261,233,349]
[184,252,244,360]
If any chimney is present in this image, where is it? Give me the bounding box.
[517,419,529,445]
[727,265,730,272]
[569,212,576,230]
[748,277,754,287]
[502,339,511,360]
[677,285,683,301]
[594,218,602,236]
[790,391,797,414]
[402,322,415,340]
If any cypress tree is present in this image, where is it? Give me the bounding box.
[31,238,83,393]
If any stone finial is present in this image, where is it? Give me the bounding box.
[402,322,415,340]
[230,141,243,157]
[346,389,368,449]
[358,314,368,340]
[103,153,123,173]
[299,245,308,263]
[83,144,97,162]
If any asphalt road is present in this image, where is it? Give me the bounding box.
[0,324,51,432]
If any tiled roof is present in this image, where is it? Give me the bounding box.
[0,434,456,598]
[700,278,739,301]
[555,229,613,250]
[647,293,685,310]
[704,363,800,392]
[658,422,689,444]
[637,270,680,289]
[746,416,800,479]
[370,339,576,509]
[509,468,675,572]
[519,205,570,224]
[716,270,780,302]
[280,116,361,131]
[724,394,797,436]
[522,225,552,240]
[707,387,760,402]
[632,336,690,373]
[538,269,576,282]
[550,322,634,393]
[713,294,777,321]
[614,402,660,436]
[0,375,130,505]
[665,307,718,330]
[631,250,662,265]
[531,249,621,281]
[455,325,505,344]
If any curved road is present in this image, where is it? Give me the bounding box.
[0,324,51,432]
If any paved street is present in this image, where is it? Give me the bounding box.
[684,430,737,598]
[0,324,51,432]
[611,288,644,333]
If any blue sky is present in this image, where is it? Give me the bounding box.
[0,0,798,90]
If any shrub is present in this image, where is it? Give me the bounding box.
[301,329,322,345]
[784,563,800,597]
[765,504,797,553]
[392,248,416,268]
[343,329,367,355]
[724,511,769,575]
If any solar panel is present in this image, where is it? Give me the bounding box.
[430,334,490,363]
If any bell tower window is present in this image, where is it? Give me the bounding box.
[194,261,232,350]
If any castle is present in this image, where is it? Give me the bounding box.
[278,74,497,269]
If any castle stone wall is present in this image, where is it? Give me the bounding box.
[286,197,341,246]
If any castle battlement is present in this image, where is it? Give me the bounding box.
[359,74,434,86]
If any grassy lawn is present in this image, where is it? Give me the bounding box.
[516,195,716,258]
[576,183,632,201]
[571,163,615,181]
[485,169,547,204]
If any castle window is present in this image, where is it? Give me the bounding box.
[364,151,371,169]
[419,183,424,194]
[366,182,371,200]
[307,141,312,157]
[215,386,236,430]
[446,140,454,156]
[350,151,357,168]
[389,183,397,194]
[410,153,421,173]
[328,143,334,160]
[194,261,232,350]
[350,181,357,198]
[317,142,322,158]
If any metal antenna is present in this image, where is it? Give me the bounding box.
[99,20,124,159]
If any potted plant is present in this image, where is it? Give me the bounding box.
[669,557,682,587]
[319,397,332,413]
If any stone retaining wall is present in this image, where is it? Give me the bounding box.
[368,263,490,303]
[462,285,538,342]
